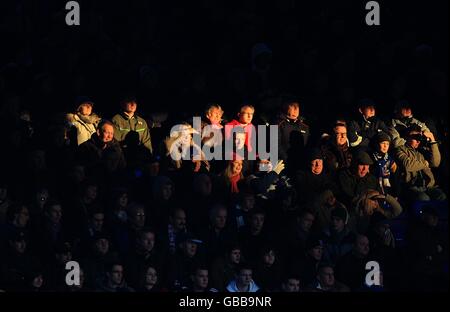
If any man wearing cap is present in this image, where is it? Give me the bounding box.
[348,99,390,149]
[388,100,431,148]
[395,125,446,202]
[67,97,101,145]
[166,231,204,290]
[338,151,379,206]
[112,96,153,154]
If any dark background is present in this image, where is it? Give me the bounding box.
[1,0,448,123]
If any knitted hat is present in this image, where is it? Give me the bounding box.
[376,132,391,144]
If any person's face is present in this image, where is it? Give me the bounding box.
[423,214,439,227]
[242,194,255,211]
[99,124,114,143]
[173,210,186,231]
[355,236,370,257]
[334,126,347,146]
[197,176,212,196]
[12,239,27,253]
[32,275,44,289]
[400,108,412,118]
[284,278,300,292]
[91,213,104,231]
[286,105,300,120]
[238,107,254,125]
[263,250,276,266]
[379,141,390,154]
[110,265,123,285]
[184,241,198,257]
[79,103,92,116]
[407,131,421,149]
[251,213,265,233]
[319,267,335,287]
[131,208,146,228]
[235,132,246,150]
[229,249,241,264]
[331,216,345,232]
[357,165,370,178]
[162,184,173,201]
[258,159,273,172]
[309,246,323,261]
[231,160,243,176]
[35,189,49,208]
[311,159,323,175]
[194,270,209,289]
[85,185,97,202]
[300,213,315,232]
[124,101,137,114]
[95,238,109,255]
[118,193,128,208]
[326,193,336,207]
[238,269,252,287]
[140,232,155,252]
[213,209,227,230]
[207,108,222,125]
[145,267,158,286]
[361,106,376,119]
[48,205,62,224]
[15,207,30,228]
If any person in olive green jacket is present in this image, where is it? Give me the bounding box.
[395,125,446,201]
[112,97,153,154]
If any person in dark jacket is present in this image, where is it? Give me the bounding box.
[295,148,337,205]
[77,120,126,175]
[348,99,390,149]
[338,151,379,206]
[320,122,354,175]
[277,100,310,168]
[405,205,448,291]
[336,234,374,291]
[289,237,325,287]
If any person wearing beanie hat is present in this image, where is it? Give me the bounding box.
[371,132,398,195]
[338,151,379,207]
[348,98,390,149]
[295,148,337,205]
[66,96,101,145]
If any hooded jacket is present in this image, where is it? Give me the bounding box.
[226,279,260,292]
[67,113,101,145]
[395,143,440,188]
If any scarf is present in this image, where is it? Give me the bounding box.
[229,174,241,193]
